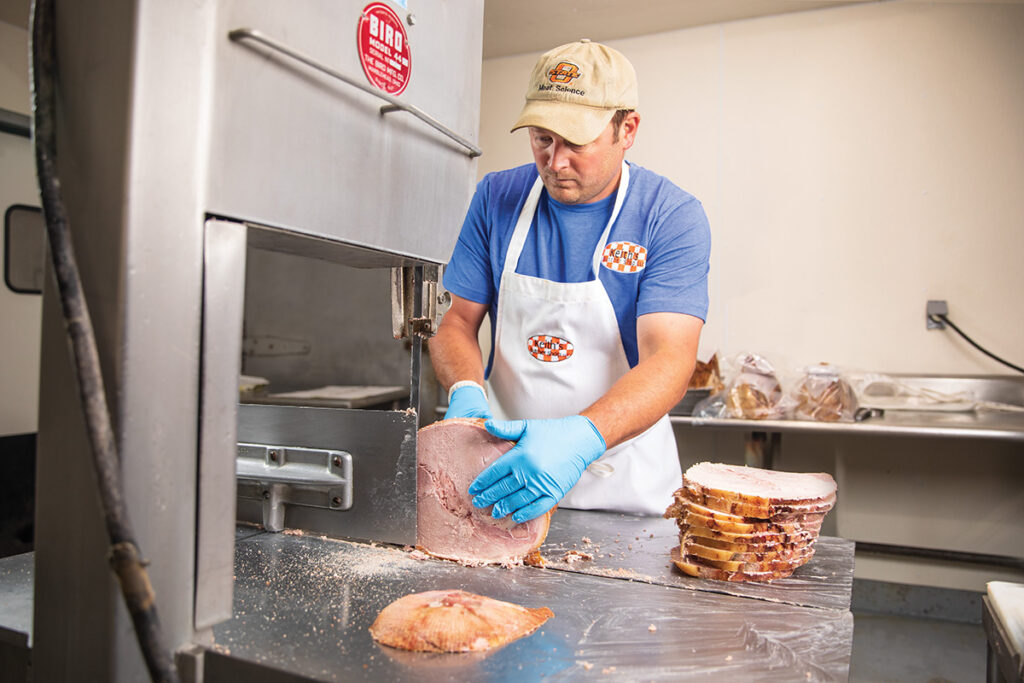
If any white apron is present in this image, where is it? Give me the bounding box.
[486,163,681,515]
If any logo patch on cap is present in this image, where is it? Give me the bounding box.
[527,335,574,363]
[548,62,581,84]
[601,242,647,273]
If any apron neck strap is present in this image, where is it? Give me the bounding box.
[591,161,630,274]
[504,161,631,276]
[503,176,545,273]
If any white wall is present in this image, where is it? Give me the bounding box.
[0,18,29,112]
[480,1,1024,376]
[0,19,42,437]
[478,1,1024,591]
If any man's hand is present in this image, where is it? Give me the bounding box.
[468,416,607,523]
[444,382,493,420]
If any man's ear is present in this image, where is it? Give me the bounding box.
[620,111,641,150]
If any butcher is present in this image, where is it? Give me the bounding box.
[430,39,711,522]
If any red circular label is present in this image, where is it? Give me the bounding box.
[356,3,411,96]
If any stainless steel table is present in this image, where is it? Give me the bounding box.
[0,514,855,681]
[0,552,33,681]
[541,510,853,611]
[212,511,855,681]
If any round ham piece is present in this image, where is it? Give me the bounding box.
[416,418,552,566]
[679,483,835,519]
[681,498,827,527]
[684,462,837,505]
[681,531,814,555]
[682,508,824,536]
[681,519,817,546]
[670,546,799,583]
[369,589,553,652]
[683,536,816,564]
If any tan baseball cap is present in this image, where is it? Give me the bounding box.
[510,39,638,145]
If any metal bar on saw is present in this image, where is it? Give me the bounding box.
[194,218,247,630]
[409,265,423,418]
[227,28,482,158]
[236,459,349,488]
[236,444,352,491]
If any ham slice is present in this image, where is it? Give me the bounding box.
[671,546,805,583]
[684,552,813,574]
[680,485,835,519]
[369,589,553,652]
[664,462,838,583]
[681,519,817,545]
[681,508,824,536]
[416,418,552,566]
[682,531,814,554]
[683,536,815,564]
[684,462,837,504]
[680,498,826,527]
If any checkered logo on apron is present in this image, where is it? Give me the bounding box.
[527,335,574,363]
[601,241,647,273]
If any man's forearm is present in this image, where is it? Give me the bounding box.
[581,312,702,449]
[429,296,489,391]
[581,349,694,449]
[430,326,485,390]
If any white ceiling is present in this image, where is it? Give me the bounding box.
[1,1,875,55]
[481,0,875,58]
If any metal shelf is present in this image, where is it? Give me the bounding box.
[670,410,1024,443]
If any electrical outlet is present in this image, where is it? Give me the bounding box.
[926,300,948,329]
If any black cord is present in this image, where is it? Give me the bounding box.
[930,313,1024,375]
[30,1,179,681]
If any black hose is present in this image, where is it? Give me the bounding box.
[29,1,179,681]
[930,313,1024,375]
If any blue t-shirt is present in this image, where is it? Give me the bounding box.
[443,161,710,376]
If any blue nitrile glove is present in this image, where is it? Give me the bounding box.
[444,381,493,420]
[468,416,607,523]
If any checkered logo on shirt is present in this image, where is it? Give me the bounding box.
[601,241,647,273]
[527,335,574,363]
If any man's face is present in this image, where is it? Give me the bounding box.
[528,114,639,205]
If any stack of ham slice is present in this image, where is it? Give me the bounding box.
[664,462,837,582]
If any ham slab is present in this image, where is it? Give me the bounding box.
[416,418,552,566]
[369,589,553,652]
[671,546,804,583]
[684,462,837,505]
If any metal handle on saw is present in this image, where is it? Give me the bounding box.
[228,28,483,158]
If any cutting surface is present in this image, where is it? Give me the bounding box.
[0,552,33,647]
[540,509,854,611]
[213,520,854,681]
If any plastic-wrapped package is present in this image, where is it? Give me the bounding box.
[722,353,789,420]
[692,391,728,419]
[674,352,726,416]
[791,364,858,422]
[689,352,725,394]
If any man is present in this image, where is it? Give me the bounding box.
[430,39,710,522]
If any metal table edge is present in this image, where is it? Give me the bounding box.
[670,415,1024,441]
